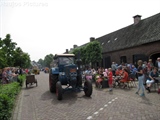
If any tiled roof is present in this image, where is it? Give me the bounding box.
[96,13,160,53]
[68,13,160,53]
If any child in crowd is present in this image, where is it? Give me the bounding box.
[96,74,103,88]
[103,69,108,78]
[107,68,113,91]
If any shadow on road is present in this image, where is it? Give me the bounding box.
[51,91,78,106]
[77,94,92,100]
[140,96,152,106]
[40,91,55,100]
[50,91,93,106]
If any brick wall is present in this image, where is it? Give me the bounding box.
[102,40,160,67]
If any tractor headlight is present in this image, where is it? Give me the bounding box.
[59,72,65,76]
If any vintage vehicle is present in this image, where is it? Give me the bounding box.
[49,54,92,100]
[32,66,40,75]
[26,75,38,88]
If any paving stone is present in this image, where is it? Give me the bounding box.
[12,72,160,120]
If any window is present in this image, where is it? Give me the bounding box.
[133,54,148,65]
[104,56,111,68]
[101,59,103,67]
[58,57,74,65]
[120,56,127,63]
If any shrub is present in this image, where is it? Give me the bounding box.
[17,74,26,86]
[0,82,20,120]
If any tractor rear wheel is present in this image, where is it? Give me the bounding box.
[49,74,58,93]
[56,81,63,100]
[84,80,93,97]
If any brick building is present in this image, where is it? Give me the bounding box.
[66,13,160,68]
[97,13,160,68]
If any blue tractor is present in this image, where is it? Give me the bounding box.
[49,54,93,100]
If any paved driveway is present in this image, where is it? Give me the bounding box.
[12,72,160,120]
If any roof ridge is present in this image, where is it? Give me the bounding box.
[97,12,160,40]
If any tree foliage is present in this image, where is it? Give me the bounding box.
[37,58,45,67]
[36,40,102,68]
[0,34,31,68]
[85,40,102,63]
[37,54,54,68]
[44,54,54,68]
[72,40,102,66]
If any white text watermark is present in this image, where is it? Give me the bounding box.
[0,1,48,8]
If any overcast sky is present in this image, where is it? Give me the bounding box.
[1,0,160,61]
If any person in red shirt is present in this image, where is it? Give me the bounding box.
[25,69,29,74]
[120,68,129,88]
[107,68,113,91]
[114,66,123,86]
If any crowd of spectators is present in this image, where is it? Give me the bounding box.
[83,57,160,95]
[0,67,30,84]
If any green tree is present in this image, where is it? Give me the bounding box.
[0,37,7,68]
[12,47,23,67]
[72,47,87,65]
[13,47,31,68]
[72,40,102,67]
[20,53,31,68]
[0,34,31,68]
[0,49,7,68]
[72,47,80,59]
[1,34,17,66]
[44,54,54,68]
[79,46,87,65]
[85,40,102,66]
[37,58,45,67]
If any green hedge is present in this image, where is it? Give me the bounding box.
[17,74,26,86]
[0,82,20,119]
[0,74,26,120]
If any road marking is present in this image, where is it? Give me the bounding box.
[86,97,118,120]
[104,104,108,107]
[94,112,98,115]
[87,116,92,119]
[108,101,112,104]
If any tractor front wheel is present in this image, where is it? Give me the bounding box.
[84,80,93,97]
[56,81,63,100]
